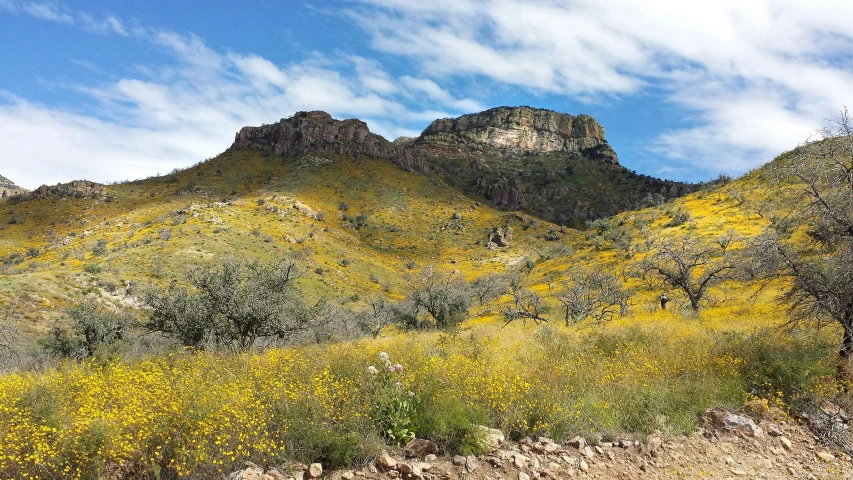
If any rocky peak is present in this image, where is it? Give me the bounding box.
[0,174,27,199]
[417,106,618,164]
[227,111,415,167]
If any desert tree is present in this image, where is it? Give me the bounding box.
[635,232,739,311]
[0,306,19,365]
[471,272,508,306]
[395,267,471,329]
[40,298,127,358]
[357,294,396,337]
[501,269,550,326]
[748,109,853,361]
[141,255,330,350]
[556,268,631,325]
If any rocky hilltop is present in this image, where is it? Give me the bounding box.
[0,174,26,198]
[228,111,416,169]
[418,106,618,164]
[227,107,695,226]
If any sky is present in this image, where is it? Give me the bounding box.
[2,1,853,189]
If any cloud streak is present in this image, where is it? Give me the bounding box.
[0,15,481,188]
[348,0,853,177]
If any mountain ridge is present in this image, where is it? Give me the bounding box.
[226,106,697,226]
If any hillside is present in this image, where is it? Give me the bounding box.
[3,110,853,480]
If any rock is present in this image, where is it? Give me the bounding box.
[820,400,849,421]
[228,111,414,168]
[378,455,398,470]
[487,456,502,468]
[405,438,440,457]
[465,455,480,472]
[765,422,784,437]
[452,455,467,466]
[0,174,27,199]
[424,454,437,462]
[293,471,305,480]
[705,409,764,438]
[544,443,560,454]
[489,227,513,247]
[307,463,322,479]
[579,460,589,473]
[227,462,265,480]
[593,446,604,455]
[548,461,561,471]
[341,472,354,480]
[581,446,595,458]
[615,439,632,448]
[513,454,528,469]
[267,471,286,480]
[732,469,747,476]
[397,463,413,474]
[817,451,835,462]
[518,472,530,480]
[567,436,587,449]
[780,437,793,450]
[473,425,506,453]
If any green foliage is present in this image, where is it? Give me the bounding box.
[368,353,417,444]
[92,239,108,256]
[39,299,126,359]
[141,256,329,350]
[395,268,471,329]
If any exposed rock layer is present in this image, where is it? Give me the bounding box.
[225,107,695,226]
[0,174,26,199]
[419,106,618,164]
[228,111,417,169]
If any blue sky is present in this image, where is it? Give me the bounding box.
[2,0,853,189]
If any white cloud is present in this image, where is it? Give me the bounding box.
[22,2,72,23]
[349,0,853,177]
[0,27,481,188]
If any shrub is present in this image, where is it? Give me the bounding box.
[39,299,127,359]
[92,239,108,256]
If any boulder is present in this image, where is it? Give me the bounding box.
[404,438,439,457]
[378,454,398,470]
[307,463,322,479]
[705,409,764,438]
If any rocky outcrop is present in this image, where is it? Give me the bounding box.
[0,174,27,199]
[13,180,106,202]
[417,106,618,163]
[228,111,417,169]
[225,107,695,227]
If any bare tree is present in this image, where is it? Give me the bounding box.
[471,272,507,306]
[636,233,738,311]
[396,268,471,329]
[556,268,631,325]
[0,306,19,365]
[501,271,550,326]
[358,294,395,337]
[749,109,853,361]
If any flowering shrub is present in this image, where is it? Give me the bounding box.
[368,352,417,444]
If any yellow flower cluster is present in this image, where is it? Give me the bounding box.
[0,319,840,479]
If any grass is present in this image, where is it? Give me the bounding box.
[0,147,850,478]
[0,312,841,479]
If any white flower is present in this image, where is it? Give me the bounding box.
[394,382,403,388]
[367,366,378,375]
[379,352,390,362]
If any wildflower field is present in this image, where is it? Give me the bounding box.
[0,311,842,479]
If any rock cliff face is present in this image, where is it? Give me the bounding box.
[10,180,106,202]
[228,111,416,169]
[0,175,27,199]
[226,107,694,227]
[418,106,618,164]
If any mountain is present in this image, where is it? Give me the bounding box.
[0,174,26,198]
[228,107,697,227]
[0,107,728,334]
